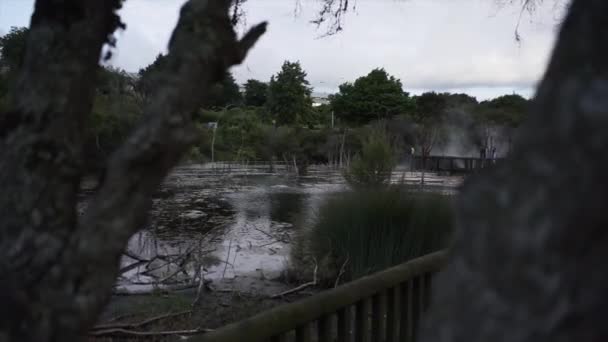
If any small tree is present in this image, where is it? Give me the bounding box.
[266,60,313,125]
[345,129,395,187]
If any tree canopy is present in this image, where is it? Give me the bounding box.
[330,68,414,125]
[266,60,313,125]
[243,79,268,107]
[411,92,450,155]
[477,93,529,128]
[0,27,27,72]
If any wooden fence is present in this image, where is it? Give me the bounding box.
[192,251,447,342]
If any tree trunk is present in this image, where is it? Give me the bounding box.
[0,1,266,341]
[422,1,608,341]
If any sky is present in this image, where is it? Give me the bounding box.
[0,0,566,100]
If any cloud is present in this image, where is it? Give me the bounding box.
[0,0,562,100]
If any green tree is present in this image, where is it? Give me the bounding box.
[474,94,529,152]
[0,27,28,105]
[479,94,529,128]
[135,53,168,105]
[206,72,242,109]
[243,79,268,106]
[330,68,414,125]
[0,27,28,72]
[412,92,449,156]
[267,60,313,125]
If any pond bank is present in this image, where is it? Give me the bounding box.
[89,164,461,339]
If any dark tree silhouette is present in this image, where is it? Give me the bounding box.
[0,0,265,341]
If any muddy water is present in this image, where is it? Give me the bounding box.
[114,164,461,294]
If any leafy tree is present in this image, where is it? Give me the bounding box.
[479,94,529,128]
[135,53,168,105]
[330,68,414,125]
[0,27,27,71]
[243,79,268,106]
[412,92,449,156]
[267,60,313,125]
[474,93,529,152]
[206,72,242,109]
[97,66,134,96]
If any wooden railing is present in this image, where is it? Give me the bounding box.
[192,251,447,342]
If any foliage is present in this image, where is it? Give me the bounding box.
[82,67,142,171]
[210,107,267,161]
[300,188,453,284]
[97,66,134,96]
[135,54,167,104]
[243,79,268,107]
[0,27,27,71]
[412,92,449,155]
[478,94,529,128]
[206,72,243,109]
[266,61,313,125]
[345,129,395,187]
[330,68,414,125]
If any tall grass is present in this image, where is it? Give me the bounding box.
[297,187,453,285]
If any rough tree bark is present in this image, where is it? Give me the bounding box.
[0,0,266,341]
[422,1,608,341]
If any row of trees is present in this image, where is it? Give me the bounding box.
[1,26,529,175]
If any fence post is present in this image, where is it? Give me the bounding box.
[295,324,310,342]
[400,281,411,342]
[318,314,333,342]
[411,277,421,342]
[355,299,369,342]
[386,287,397,342]
[337,306,351,342]
[371,293,383,340]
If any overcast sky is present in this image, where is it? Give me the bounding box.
[0,0,565,100]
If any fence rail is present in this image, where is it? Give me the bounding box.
[192,251,447,342]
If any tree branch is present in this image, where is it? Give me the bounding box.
[70,0,265,332]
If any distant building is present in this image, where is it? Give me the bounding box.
[312,96,329,107]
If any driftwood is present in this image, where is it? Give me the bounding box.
[112,283,198,296]
[271,263,318,299]
[89,327,213,337]
[92,310,192,331]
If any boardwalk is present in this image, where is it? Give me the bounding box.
[411,155,504,173]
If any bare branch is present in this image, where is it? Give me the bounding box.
[271,261,318,298]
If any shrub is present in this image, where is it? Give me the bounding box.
[296,187,453,285]
[345,129,395,187]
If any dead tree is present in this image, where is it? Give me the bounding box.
[422,1,608,341]
[0,0,265,341]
